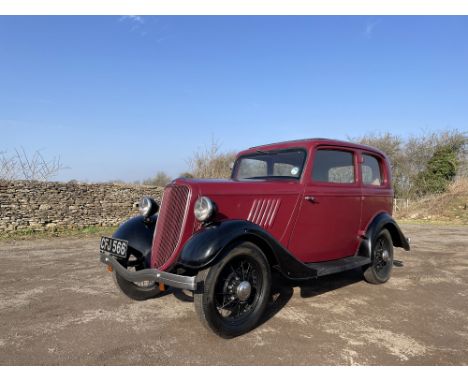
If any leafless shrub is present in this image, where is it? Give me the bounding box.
[0,151,17,181]
[187,139,237,179]
[142,171,172,187]
[448,176,468,194]
[351,132,407,194]
[0,148,66,181]
[105,179,127,185]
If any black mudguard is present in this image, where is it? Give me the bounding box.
[359,212,411,259]
[112,215,156,267]
[178,215,410,280]
[178,220,316,279]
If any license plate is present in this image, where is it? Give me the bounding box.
[100,236,128,259]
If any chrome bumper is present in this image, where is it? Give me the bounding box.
[100,252,197,291]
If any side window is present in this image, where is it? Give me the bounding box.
[312,149,355,183]
[237,158,267,178]
[362,154,383,186]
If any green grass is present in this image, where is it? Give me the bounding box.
[0,225,118,241]
[1,218,465,242]
[396,218,467,226]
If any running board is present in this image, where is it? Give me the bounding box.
[305,256,371,277]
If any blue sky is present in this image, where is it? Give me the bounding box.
[1,16,467,182]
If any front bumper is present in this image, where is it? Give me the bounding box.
[100,252,197,291]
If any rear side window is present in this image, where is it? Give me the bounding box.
[362,154,383,186]
[312,149,355,183]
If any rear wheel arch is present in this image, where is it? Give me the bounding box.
[382,222,407,248]
[364,212,410,253]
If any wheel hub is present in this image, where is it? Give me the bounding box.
[236,281,252,301]
[381,250,390,262]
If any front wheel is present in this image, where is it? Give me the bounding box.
[363,229,394,284]
[113,252,162,301]
[194,242,272,338]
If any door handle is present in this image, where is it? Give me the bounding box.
[304,195,316,202]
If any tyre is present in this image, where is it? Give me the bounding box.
[363,228,394,284]
[113,252,161,301]
[194,241,272,338]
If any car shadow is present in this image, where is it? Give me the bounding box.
[257,271,295,326]
[302,269,368,298]
[250,269,363,333]
[258,259,405,327]
[172,288,194,302]
[393,259,404,267]
[168,260,405,334]
[259,267,383,329]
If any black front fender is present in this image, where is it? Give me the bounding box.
[112,215,156,267]
[178,220,315,279]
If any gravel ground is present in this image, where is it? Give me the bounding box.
[1,224,467,365]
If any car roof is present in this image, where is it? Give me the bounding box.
[244,138,387,158]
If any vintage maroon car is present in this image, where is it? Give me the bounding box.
[100,138,410,337]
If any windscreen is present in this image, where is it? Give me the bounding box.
[233,149,306,180]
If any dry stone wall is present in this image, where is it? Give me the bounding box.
[0,180,163,232]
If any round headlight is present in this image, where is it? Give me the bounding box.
[194,196,216,222]
[138,196,159,218]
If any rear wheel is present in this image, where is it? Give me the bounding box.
[113,252,162,301]
[363,229,394,284]
[194,242,271,338]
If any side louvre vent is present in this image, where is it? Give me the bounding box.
[247,198,281,228]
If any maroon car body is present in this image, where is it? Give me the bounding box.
[100,138,410,337]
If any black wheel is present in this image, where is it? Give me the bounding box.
[194,242,272,338]
[113,252,161,301]
[363,229,394,284]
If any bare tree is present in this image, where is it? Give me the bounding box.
[351,129,467,198]
[0,151,17,181]
[142,171,172,187]
[187,138,237,179]
[0,148,66,181]
[352,132,406,195]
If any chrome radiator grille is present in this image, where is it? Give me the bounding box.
[151,184,190,269]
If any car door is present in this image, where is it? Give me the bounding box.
[288,146,362,263]
[359,150,393,227]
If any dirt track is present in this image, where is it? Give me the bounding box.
[1,224,467,365]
